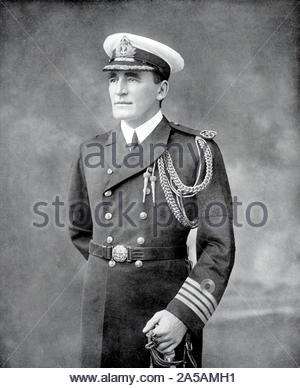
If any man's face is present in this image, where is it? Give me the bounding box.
[108,70,161,126]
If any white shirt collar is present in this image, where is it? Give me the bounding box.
[121,110,163,145]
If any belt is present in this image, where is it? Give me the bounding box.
[89,240,187,263]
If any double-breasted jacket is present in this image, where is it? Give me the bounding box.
[68,116,235,367]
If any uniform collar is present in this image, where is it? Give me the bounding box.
[102,115,171,193]
[121,110,163,145]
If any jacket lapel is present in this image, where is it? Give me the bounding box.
[102,116,171,193]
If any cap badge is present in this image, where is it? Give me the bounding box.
[115,35,136,58]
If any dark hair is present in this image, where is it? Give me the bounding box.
[152,71,167,106]
[152,71,167,84]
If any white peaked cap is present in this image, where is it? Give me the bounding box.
[103,32,184,75]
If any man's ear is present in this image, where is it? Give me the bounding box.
[156,80,169,102]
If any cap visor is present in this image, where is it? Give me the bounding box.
[103,60,155,72]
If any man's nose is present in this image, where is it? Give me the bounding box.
[116,78,128,95]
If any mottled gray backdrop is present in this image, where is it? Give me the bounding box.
[0,0,299,367]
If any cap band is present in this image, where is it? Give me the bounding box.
[103,38,171,79]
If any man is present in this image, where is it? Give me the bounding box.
[68,32,235,367]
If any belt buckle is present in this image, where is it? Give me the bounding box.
[112,245,128,263]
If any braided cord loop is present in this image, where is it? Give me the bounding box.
[157,136,213,228]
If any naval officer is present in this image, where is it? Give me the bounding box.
[68,32,235,367]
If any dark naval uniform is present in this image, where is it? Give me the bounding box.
[68,116,235,367]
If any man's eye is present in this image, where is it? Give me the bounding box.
[127,77,138,82]
[109,78,117,83]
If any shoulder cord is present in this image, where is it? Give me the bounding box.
[157,136,213,228]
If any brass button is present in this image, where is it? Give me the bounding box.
[107,168,113,175]
[104,190,112,197]
[174,122,179,125]
[109,260,116,268]
[105,212,112,220]
[139,212,148,220]
[135,260,143,268]
[106,236,113,244]
[137,237,145,245]
[146,187,151,195]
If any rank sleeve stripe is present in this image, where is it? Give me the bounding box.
[181,284,214,316]
[175,294,208,324]
[186,277,217,309]
[179,288,211,320]
[182,282,215,314]
[186,277,217,308]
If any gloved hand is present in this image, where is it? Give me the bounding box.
[143,309,187,354]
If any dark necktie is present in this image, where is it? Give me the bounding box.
[129,131,139,151]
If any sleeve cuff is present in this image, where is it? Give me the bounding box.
[166,276,218,337]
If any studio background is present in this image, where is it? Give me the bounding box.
[0,0,299,367]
